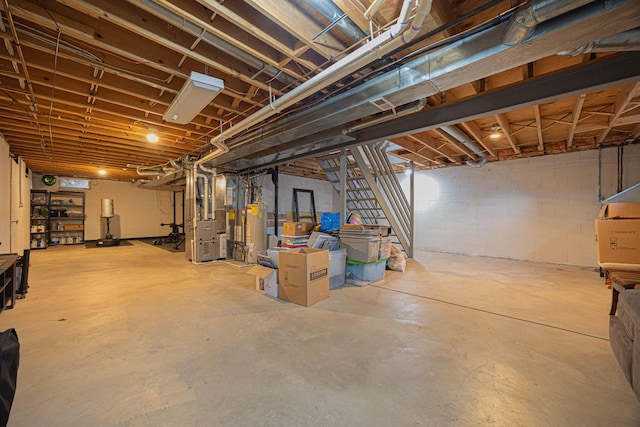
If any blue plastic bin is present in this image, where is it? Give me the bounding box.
[320,212,341,232]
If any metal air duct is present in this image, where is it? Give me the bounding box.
[503,0,594,46]
[441,125,487,159]
[195,0,433,167]
[308,0,367,42]
[558,28,640,55]
[206,0,640,170]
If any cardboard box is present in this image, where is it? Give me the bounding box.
[278,248,329,306]
[599,203,640,219]
[64,224,84,231]
[283,222,314,236]
[247,265,278,298]
[595,219,640,264]
[340,224,389,236]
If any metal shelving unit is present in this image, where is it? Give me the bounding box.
[48,191,85,246]
[29,190,49,249]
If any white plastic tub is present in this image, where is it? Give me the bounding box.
[329,249,347,289]
[340,234,380,263]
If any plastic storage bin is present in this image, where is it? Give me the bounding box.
[329,249,347,289]
[345,258,387,286]
[266,247,294,268]
[320,212,341,232]
[340,234,380,263]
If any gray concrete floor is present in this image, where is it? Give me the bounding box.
[1,241,639,426]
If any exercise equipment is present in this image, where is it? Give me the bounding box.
[96,198,120,247]
[153,223,184,249]
[153,190,185,249]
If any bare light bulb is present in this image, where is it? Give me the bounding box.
[98,169,107,176]
[147,133,158,143]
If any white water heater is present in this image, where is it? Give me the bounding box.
[245,203,267,263]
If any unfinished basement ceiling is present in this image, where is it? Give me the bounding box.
[0,0,639,181]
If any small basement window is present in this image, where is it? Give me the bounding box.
[59,177,90,189]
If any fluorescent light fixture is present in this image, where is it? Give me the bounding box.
[163,71,224,124]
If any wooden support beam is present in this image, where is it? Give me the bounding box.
[387,150,429,168]
[389,139,441,165]
[406,134,457,163]
[567,93,586,148]
[243,0,346,60]
[598,82,640,143]
[495,114,521,154]
[533,105,544,152]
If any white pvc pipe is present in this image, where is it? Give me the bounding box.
[196,0,432,166]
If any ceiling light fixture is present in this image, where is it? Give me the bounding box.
[162,71,225,124]
[146,129,158,143]
[489,126,501,139]
[98,169,106,176]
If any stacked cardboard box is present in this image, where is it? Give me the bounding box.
[278,248,329,307]
[595,203,640,265]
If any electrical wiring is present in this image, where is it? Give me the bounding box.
[13,20,103,64]
[47,28,61,166]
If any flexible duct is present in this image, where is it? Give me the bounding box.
[441,125,487,159]
[558,28,640,55]
[466,158,488,168]
[136,166,167,176]
[503,0,594,46]
[136,160,183,176]
[196,0,432,167]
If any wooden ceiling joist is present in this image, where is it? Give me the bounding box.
[567,93,587,148]
[533,104,544,152]
[598,81,640,143]
[495,113,521,154]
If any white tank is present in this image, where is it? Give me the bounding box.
[245,203,267,263]
[101,198,114,218]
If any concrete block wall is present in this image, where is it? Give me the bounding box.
[400,144,640,267]
[259,173,337,235]
[32,176,175,241]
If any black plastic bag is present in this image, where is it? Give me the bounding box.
[0,329,19,427]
